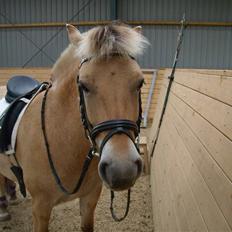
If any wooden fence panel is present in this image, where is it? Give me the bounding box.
[0,68,51,85]
[150,69,232,231]
[165,70,232,106]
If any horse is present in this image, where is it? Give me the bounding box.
[0,22,149,231]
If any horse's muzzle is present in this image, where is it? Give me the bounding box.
[98,137,143,191]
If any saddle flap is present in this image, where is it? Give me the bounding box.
[0,100,26,153]
[0,83,45,154]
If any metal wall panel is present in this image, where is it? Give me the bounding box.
[136,25,232,69]
[0,0,110,67]
[118,0,232,69]
[0,0,111,23]
[118,0,232,21]
[0,0,231,69]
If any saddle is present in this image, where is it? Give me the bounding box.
[0,75,42,154]
[5,76,40,103]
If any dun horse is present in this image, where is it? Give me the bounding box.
[0,22,148,231]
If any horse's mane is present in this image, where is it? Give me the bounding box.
[51,22,149,80]
[77,22,149,59]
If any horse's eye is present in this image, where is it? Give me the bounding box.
[79,81,90,93]
[82,84,89,93]
[137,79,145,91]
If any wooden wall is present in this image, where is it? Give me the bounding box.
[150,69,232,231]
[0,68,51,85]
[0,67,163,123]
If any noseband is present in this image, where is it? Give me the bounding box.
[77,56,142,157]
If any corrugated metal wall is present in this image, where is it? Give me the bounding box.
[118,0,232,69]
[0,0,231,69]
[0,0,111,67]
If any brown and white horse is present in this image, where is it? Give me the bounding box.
[0,22,148,231]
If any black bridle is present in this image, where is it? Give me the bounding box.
[41,55,142,221]
[77,58,142,157]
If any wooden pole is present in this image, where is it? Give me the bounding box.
[0,20,232,29]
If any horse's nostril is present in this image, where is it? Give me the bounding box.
[99,162,108,179]
[135,158,143,176]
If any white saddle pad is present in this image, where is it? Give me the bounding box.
[0,98,10,118]
[0,84,47,155]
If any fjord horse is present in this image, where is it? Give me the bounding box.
[0,22,148,231]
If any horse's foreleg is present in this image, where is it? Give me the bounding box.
[80,183,102,232]
[0,174,11,221]
[5,179,16,202]
[32,197,53,232]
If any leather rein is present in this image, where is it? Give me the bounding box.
[41,55,142,221]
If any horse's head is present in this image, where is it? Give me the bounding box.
[66,22,149,191]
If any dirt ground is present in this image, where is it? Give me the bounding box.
[0,175,153,232]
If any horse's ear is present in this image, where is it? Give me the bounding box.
[133,26,142,34]
[66,24,82,45]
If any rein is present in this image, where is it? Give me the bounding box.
[41,54,142,221]
[41,83,95,195]
[110,189,131,222]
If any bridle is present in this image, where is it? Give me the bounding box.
[41,54,142,221]
[77,56,142,157]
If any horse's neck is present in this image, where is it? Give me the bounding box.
[51,73,78,101]
[49,45,80,129]
[51,44,79,86]
[44,46,89,158]
[47,74,88,158]
[49,72,79,127]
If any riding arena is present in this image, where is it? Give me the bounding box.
[0,1,231,232]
